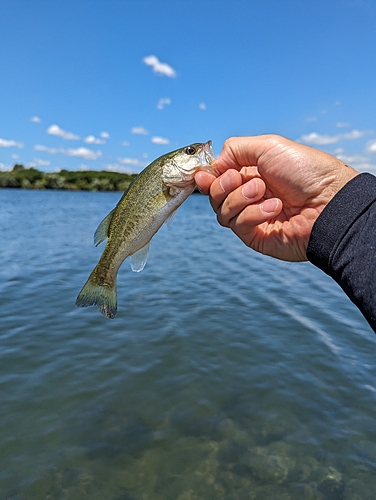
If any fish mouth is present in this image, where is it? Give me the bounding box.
[197,140,218,176]
[202,140,215,164]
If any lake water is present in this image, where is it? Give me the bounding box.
[1,188,376,500]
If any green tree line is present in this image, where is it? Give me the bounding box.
[0,164,137,191]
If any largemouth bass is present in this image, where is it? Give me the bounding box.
[76,141,215,318]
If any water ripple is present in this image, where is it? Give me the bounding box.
[1,189,376,499]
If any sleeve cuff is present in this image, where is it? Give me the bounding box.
[307,173,376,274]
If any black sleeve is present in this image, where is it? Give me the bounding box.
[306,173,376,332]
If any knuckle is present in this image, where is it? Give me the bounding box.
[223,137,236,148]
[216,211,229,228]
[222,137,238,155]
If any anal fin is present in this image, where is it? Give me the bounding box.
[130,242,150,272]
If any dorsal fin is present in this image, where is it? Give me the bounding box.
[94,209,115,247]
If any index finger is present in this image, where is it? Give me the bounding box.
[215,135,272,173]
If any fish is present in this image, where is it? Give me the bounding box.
[76,141,216,319]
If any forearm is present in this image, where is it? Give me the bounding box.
[307,173,376,332]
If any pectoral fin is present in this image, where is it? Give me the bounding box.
[130,242,150,272]
[94,209,115,247]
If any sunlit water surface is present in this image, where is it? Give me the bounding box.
[1,188,376,500]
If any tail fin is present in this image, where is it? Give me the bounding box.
[76,275,117,319]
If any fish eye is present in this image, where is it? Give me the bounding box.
[185,146,196,155]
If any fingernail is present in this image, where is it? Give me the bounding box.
[219,172,234,193]
[261,199,279,214]
[241,180,258,200]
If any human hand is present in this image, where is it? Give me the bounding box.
[195,135,359,261]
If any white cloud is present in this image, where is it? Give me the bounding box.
[47,124,80,140]
[335,152,376,172]
[100,131,110,139]
[151,136,170,145]
[300,129,373,145]
[131,126,148,135]
[305,117,317,122]
[336,153,370,164]
[343,130,371,140]
[34,144,101,160]
[29,158,51,167]
[118,157,142,166]
[0,138,24,148]
[143,55,176,78]
[84,135,105,145]
[121,141,130,146]
[333,143,376,172]
[31,116,41,123]
[0,162,11,171]
[366,139,376,154]
[34,145,59,154]
[199,102,207,110]
[64,147,102,160]
[157,97,171,110]
[300,133,336,145]
[109,157,148,172]
[336,122,350,128]
[106,164,133,174]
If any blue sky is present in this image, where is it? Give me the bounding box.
[1,0,376,173]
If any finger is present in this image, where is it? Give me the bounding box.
[208,169,243,212]
[240,166,260,181]
[216,177,266,227]
[215,136,268,173]
[194,171,216,195]
[229,198,283,235]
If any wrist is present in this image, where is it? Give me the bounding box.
[324,162,359,203]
